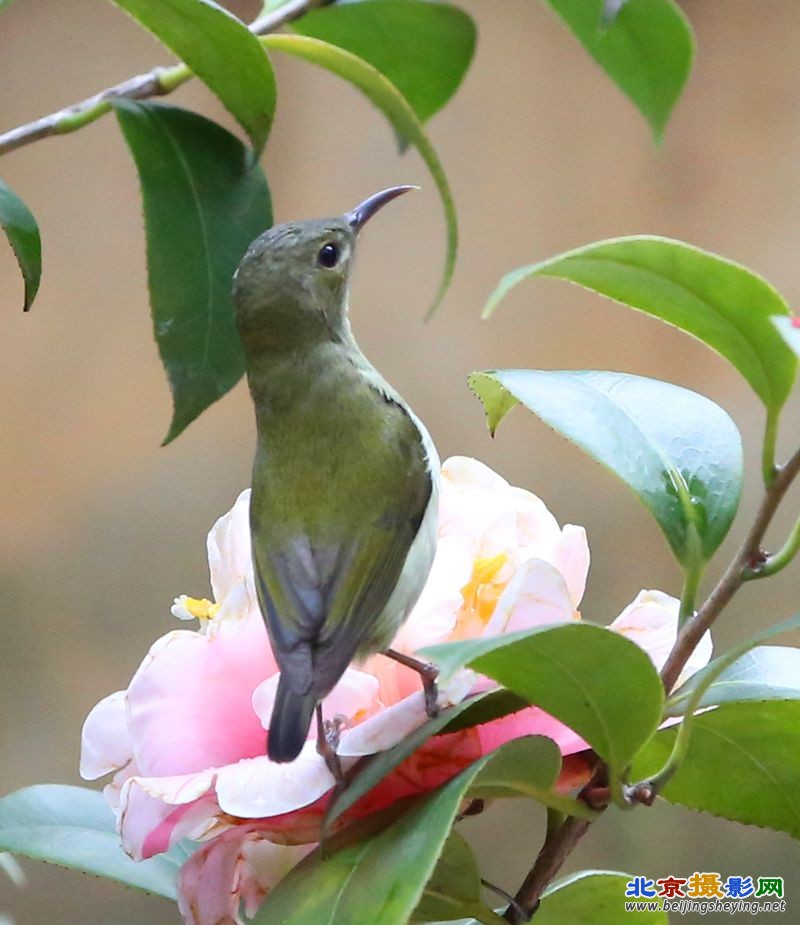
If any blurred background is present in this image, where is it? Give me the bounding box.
[2,0,800,921]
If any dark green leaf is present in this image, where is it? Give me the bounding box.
[0,177,41,311]
[469,370,743,569]
[256,738,587,925]
[0,785,190,898]
[325,690,524,837]
[772,315,800,358]
[423,622,664,781]
[412,832,504,925]
[263,33,456,317]
[484,237,797,411]
[293,0,476,123]
[544,0,693,141]
[114,101,272,443]
[633,701,800,839]
[538,870,668,923]
[111,0,276,152]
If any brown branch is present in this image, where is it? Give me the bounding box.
[0,0,331,157]
[503,816,592,923]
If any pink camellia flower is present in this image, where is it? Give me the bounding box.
[80,457,710,925]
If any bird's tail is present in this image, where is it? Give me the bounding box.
[267,677,316,763]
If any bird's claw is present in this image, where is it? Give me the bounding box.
[420,662,440,718]
[316,709,347,785]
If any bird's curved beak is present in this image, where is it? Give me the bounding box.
[346,185,418,233]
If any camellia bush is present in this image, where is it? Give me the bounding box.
[2,1,800,923]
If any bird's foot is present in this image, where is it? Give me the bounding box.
[316,706,346,785]
[384,648,440,718]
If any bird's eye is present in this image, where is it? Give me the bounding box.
[317,242,340,269]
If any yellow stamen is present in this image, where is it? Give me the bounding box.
[458,552,510,629]
[183,597,221,621]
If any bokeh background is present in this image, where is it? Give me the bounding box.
[2,1,800,921]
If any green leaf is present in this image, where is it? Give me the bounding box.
[423,622,664,781]
[484,236,797,412]
[469,369,743,569]
[0,178,41,311]
[538,870,668,923]
[262,33,457,317]
[0,785,190,899]
[668,646,800,715]
[633,701,800,839]
[324,690,524,837]
[665,612,800,718]
[111,0,276,152]
[772,315,800,358]
[256,738,586,925]
[412,832,504,925]
[293,0,476,123]
[544,0,693,141]
[114,101,272,443]
[601,0,629,26]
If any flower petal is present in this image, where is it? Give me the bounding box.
[486,557,578,637]
[476,707,588,757]
[552,523,590,607]
[337,691,431,758]
[126,609,273,777]
[207,490,253,603]
[118,771,217,860]
[178,825,313,925]
[214,741,342,818]
[80,690,132,780]
[611,589,713,683]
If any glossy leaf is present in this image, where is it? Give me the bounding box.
[293,0,476,123]
[0,785,190,898]
[324,690,524,837]
[633,701,800,839]
[423,622,664,780]
[257,738,586,925]
[668,648,800,716]
[772,315,800,358]
[111,0,276,152]
[544,0,693,141]
[484,236,797,411]
[262,33,456,316]
[470,369,743,569]
[0,177,41,311]
[601,0,629,25]
[666,612,800,717]
[115,101,272,443]
[538,870,668,923]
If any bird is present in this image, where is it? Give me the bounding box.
[232,186,440,769]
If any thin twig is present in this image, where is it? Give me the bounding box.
[0,0,330,156]
[503,817,592,923]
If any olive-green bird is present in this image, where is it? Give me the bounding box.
[232,186,440,766]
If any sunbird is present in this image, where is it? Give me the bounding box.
[233,186,440,769]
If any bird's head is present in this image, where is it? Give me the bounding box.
[233,185,416,350]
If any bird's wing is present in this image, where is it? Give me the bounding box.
[251,408,434,699]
